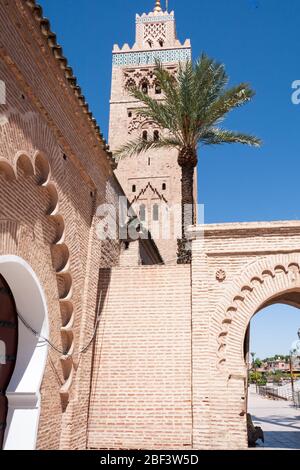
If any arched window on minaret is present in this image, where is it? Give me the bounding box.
[141,80,149,95]
[125,78,136,93]
[155,82,162,95]
[142,130,148,141]
[152,204,159,222]
[154,130,159,142]
[147,39,153,48]
[158,38,164,48]
[140,204,146,222]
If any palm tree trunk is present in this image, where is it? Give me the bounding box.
[177,164,195,264]
[181,165,195,234]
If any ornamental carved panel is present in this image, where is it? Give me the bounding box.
[123,66,177,94]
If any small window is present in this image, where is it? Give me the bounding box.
[154,130,159,141]
[141,82,148,94]
[153,204,159,221]
[147,39,153,48]
[142,130,148,141]
[155,83,162,94]
[158,39,164,47]
[132,184,136,193]
[162,183,166,191]
[148,157,151,166]
[140,204,146,222]
[128,111,132,118]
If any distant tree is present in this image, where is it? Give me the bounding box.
[262,355,289,363]
[249,371,266,385]
[272,371,284,384]
[254,358,262,368]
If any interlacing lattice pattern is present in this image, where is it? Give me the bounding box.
[144,22,166,42]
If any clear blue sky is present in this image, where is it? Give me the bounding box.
[251,304,299,359]
[39,0,300,357]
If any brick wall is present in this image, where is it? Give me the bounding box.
[87,265,192,450]
[0,0,163,449]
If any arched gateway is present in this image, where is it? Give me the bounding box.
[0,256,48,450]
[190,221,300,449]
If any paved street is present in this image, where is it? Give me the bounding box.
[248,388,300,449]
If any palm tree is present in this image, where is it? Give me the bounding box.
[115,54,261,263]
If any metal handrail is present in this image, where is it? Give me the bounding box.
[258,385,300,408]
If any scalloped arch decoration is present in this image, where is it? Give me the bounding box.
[14,152,35,176]
[0,158,17,181]
[216,255,300,370]
[1,152,74,407]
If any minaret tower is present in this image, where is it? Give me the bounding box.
[109,1,192,264]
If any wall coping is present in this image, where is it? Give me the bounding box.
[188,220,300,240]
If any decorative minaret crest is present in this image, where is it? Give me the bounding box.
[109,3,192,264]
[154,0,162,12]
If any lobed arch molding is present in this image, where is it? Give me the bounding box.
[0,151,75,409]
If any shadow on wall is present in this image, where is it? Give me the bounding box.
[87,267,112,410]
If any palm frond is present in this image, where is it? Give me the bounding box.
[117,54,261,159]
[129,87,166,125]
[192,54,229,115]
[203,84,255,127]
[201,128,262,147]
[153,60,181,107]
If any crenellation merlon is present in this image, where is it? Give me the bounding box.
[113,40,191,53]
[136,10,175,21]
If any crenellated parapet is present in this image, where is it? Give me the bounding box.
[112,9,191,68]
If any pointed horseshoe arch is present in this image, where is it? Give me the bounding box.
[210,254,300,449]
[216,254,300,374]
